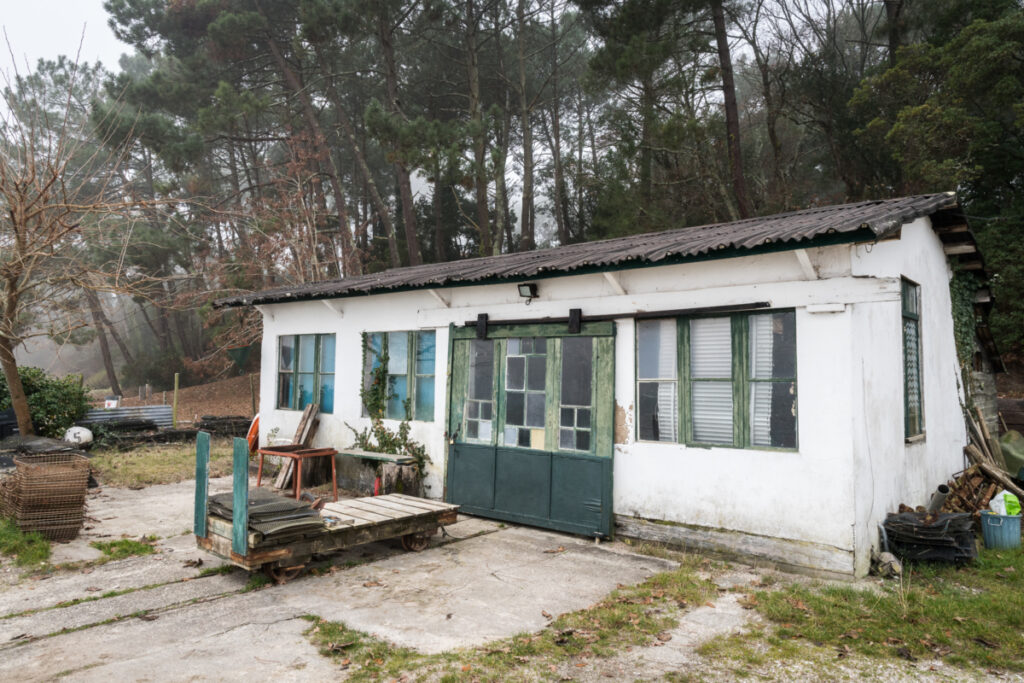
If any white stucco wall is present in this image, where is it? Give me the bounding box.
[254,219,966,576]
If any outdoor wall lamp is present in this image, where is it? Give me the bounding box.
[517,282,538,304]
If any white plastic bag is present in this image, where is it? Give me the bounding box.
[989,489,1022,516]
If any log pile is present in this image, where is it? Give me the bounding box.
[939,407,1024,518]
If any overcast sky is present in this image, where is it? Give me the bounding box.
[0,0,128,79]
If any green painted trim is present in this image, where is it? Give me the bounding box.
[594,337,615,458]
[232,228,880,309]
[231,437,249,556]
[452,321,614,340]
[193,431,210,539]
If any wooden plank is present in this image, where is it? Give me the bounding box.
[231,437,249,556]
[320,503,379,526]
[336,448,416,464]
[194,431,210,538]
[207,515,260,548]
[389,493,458,511]
[327,501,394,523]
[364,497,436,517]
[942,243,976,255]
[273,459,293,489]
[342,499,410,520]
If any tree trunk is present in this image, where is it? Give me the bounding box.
[465,0,491,255]
[259,15,362,276]
[314,46,401,269]
[884,0,904,67]
[711,0,751,219]
[432,155,447,262]
[0,334,33,436]
[516,0,535,251]
[378,11,423,266]
[86,289,123,397]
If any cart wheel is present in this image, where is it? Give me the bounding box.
[401,532,431,552]
[263,564,306,585]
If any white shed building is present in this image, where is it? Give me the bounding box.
[216,193,999,578]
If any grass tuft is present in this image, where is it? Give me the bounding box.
[0,517,51,567]
[90,538,157,561]
[89,438,236,487]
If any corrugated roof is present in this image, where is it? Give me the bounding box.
[215,192,960,308]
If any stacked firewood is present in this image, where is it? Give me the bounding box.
[941,407,1024,517]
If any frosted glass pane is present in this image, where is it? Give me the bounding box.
[692,382,732,444]
[561,337,593,405]
[298,335,316,372]
[387,332,408,374]
[416,331,435,374]
[415,376,434,421]
[320,335,336,371]
[637,320,677,380]
[750,312,795,379]
[506,356,525,390]
[478,421,492,441]
[297,373,315,409]
[637,381,677,442]
[690,318,732,378]
[279,336,295,371]
[750,382,796,448]
[388,376,407,418]
[469,340,494,400]
[526,393,545,427]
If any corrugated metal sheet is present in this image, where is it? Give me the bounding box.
[214,193,961,309]
[81,405,174,429]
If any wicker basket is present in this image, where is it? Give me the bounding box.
[4,453,90,541]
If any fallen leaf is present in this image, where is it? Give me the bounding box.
[544,546,566,554]
[657,632,672,642]
[704,602,716,608]
[183,558,203,568]
[138,614,158,621]
[363,581,382,588]
[446,613,453,620]
[327,641,355,652]
[542,610,553,620]
[575,661,587,668]
[836,644,852,659]
[80,568,93,575]
[953,616,966,623]
[461,664,472,672]
[885,637,904,646]
[85,586,100,592]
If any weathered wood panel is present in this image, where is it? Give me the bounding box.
[231,438,249,556]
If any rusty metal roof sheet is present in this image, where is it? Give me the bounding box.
[215,192,960,308]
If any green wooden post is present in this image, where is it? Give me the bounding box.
[231,437,249,556]
[193,431,210,538]
[172,372,180,427]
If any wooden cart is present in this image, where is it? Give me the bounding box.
[193,433,458,583]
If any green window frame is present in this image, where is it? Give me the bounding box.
[362,330,436,421]
[902,279,924,438]
[277,333,335,413]
[636,311,797,450]
[448,322,615,456]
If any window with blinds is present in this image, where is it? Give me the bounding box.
[635,311,797,449]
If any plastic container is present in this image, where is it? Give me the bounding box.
[980,511,1022,550]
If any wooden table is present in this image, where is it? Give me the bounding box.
[256,445,338,502]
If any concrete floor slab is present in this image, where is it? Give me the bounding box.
[277,525,677,654]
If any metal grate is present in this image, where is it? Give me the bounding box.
[2,453,90,541]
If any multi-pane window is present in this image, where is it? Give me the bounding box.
[636,320,678,442]
[559,336,593,451]
[278,334,335,413]
[636,311,797,449]
[456,333,606,454]
[363,331,436,421]
[465,340,495,441]
[902,280,923,438]
[503,337,548,449]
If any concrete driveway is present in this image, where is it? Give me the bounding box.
[0,479,676,681]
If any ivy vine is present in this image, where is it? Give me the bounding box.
[949,269,981,368]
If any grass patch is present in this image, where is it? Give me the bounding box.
[89,438,236,487]
[243,573,272,592]
[90,538,157,561]
[199,564,235,577]
[0,517,51,567]
[708,548,1024,674]
[305,558,717,680]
